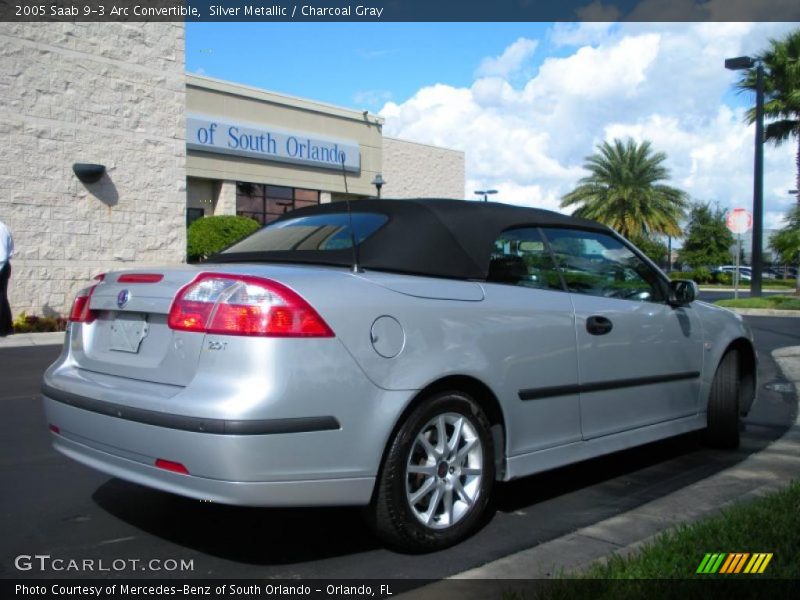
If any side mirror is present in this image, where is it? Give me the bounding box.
[669,279,698,307]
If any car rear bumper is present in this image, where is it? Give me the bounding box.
[51,432,375,506]
[43,393,380,506]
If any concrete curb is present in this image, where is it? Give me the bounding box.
[697,287,793,292]
[724,308,800,317]
[0,331,65,349]
[407,348,800,596]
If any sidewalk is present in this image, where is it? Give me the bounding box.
[723,308,800,317]
[697,286,794,292]
[0,331,65,349]
[409,347,800,596]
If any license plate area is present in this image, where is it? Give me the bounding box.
[109,313,149,353]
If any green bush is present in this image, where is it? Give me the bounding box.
[713,272,733,286]
[187,215,260,262]
[689,267,713,284]
[13,312,68,333]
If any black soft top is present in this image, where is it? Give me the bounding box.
[210,198,613,280]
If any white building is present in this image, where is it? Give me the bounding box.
[0,23,464,317]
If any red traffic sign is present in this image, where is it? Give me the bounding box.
[726,208,752,234]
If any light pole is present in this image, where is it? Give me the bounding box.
[790,190,799,291]
[725,55,765,297]
[667,236,672,272]
[474,189,497,202]
[371,173,385,199]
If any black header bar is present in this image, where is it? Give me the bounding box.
[2,0,800,22]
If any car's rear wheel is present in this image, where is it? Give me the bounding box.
[369,391,495,552]
[703,349,741,449]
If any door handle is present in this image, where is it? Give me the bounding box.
[586,315,613,336]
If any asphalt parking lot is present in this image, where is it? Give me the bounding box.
[1,314,797,580]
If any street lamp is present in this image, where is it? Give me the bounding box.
[474,189,498,202]
[371,173,385,199]
[725,55,765,297]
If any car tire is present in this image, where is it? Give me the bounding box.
[703,349,741,449]
[369,391,495,552]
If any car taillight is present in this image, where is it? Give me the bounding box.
[167,274,334,338]
[68,283,100,323]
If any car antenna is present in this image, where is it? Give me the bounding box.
[340,154,361,273]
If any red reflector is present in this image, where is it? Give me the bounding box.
[118,273,164,283]
[155,459,189,475]
[49,424,60,434]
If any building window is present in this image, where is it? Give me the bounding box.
[236,183,320,225]
[186,207,205,227]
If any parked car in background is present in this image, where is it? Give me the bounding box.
[766,266,797,280]
[42,199,756,551]
[714,265,752,282]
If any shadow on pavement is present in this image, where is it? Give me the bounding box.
[92,481,380,565]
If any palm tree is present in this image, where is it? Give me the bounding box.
[737,29,800,293]
[560,138,688,238]
[737,29,800,201]
[770,203,800,294]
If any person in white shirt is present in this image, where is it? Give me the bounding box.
[0,219,14,336]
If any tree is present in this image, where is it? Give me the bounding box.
[737,29,800,200]
[679,203,735,269]
[630,233,669,267]
[769,204,800,293]
[560,138,688,239]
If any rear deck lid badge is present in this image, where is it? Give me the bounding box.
[117,289,130,309]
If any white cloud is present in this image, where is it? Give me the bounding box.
[379,23,798,229]
[475,37,538,78]
[525,33,660,100]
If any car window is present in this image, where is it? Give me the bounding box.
[221,212,388,254]
[487,228,564,291]
[541,228,666,303]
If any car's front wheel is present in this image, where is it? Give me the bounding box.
[369,391,495,552]
[703,349,741,449]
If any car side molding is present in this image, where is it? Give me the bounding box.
[518,371,701,401]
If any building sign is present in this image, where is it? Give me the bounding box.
[186,115,361,172]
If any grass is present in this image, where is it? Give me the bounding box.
[699,281,797,289]
[714,295,800,310]
[500,482,800,600]
[576,480,800,579]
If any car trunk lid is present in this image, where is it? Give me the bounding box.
[70,267,205,387]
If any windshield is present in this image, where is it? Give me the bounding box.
[221,212,389,254]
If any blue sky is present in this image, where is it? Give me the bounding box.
[186,22,797,229]
[188,23,566,109]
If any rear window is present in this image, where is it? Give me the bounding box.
[221,212,388,254]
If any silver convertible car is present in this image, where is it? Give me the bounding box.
[43,199,755,551]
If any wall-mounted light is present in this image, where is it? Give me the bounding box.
[474,189,498,202]
[72,163,106,184]
[371,173,385,198]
